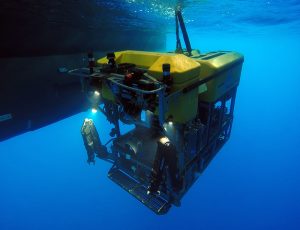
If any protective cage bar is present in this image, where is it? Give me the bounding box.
[104,86,238,212]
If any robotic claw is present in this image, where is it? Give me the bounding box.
[80,118,108,164]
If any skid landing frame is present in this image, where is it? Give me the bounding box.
[101,86,238,214]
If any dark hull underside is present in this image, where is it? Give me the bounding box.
[0,1,165,141]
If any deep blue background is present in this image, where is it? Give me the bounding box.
[1,1,300,229]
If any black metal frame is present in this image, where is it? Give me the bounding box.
[197,86,237,172]
[92,85,239,214]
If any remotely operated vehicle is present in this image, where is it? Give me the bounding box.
[70,10,244,214]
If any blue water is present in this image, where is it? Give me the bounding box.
[1,1,300,229]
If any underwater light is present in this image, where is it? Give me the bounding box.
[166,115,173,126]
[159,136,170,144]
[91,108,98,113]
[94,91,100,96]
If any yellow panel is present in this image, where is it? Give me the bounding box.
[97,50,201,89]
[195,52,244,102]
[97,50,164,68]
[165,88,198,123]
[118,51,162,68]
[148,54,201,84]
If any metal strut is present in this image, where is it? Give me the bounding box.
[175,10,192,56]
[175,10,183,53]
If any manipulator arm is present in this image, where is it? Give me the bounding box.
[81,118,108,164]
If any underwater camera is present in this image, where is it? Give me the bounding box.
[69,10,244,214]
